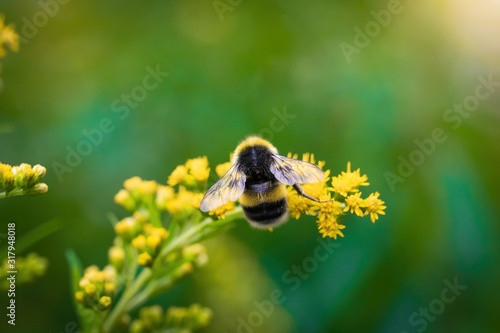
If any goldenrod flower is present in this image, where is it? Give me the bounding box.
[124,176,142,191]
[114,189,134,210]
[317,216,346,239]
[146,235,162,251]
[0,15,19,56]
[166,186,202,215]
[186,157,210,182]
[363,192,386,222]
[84,284,96,295]
[108,246,125,268]
[314,194,343,222]
[104,282,115,294]
[215,162,232,177]
[330,162,369,197]
[287,187,318,219]
[209,201,235,219]
[75,291,85,303]
[99,296,112,310]
[168,165,189,186]
[0,162,48,197]
[138,252,153,266]
[344,192,364,217]
[156,185,174,208]
[164,304,212,330]
[174,262,194,279]
[132,235,146,250]
[182,244,208,267]
[115,217,141,240]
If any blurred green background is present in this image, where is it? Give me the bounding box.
[1,0,500,332]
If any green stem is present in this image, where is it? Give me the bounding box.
[124,276,174,312]
[102,207,244,333]
[102,268,152,333]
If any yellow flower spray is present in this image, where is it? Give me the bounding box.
[68,152,385,333]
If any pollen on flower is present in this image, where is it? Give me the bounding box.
[209,201,235,219]
[344,192,364,217]
[363,192,386,223]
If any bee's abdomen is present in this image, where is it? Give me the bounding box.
[241,199,289,228]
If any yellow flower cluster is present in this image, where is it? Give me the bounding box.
[0,15,19,57]
[168,156,210,187]
[0,253,48,290]
[114,176,163,212]
[114,175,206,218]
[0,15,19,88]
[75,265,116,311]
[132,225,169,267]
[130,304,212,333]
[165,186,203,216]
[0,162,48,197]
[287,154,386,239]
[165,157,232,219]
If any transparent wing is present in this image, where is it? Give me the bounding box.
[199,163,246,212]
[270,154,325,186]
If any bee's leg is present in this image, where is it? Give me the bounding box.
[293,184,331,203]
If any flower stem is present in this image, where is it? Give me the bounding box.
[102,207,243,333]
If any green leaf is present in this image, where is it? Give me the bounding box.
[65,248,83,302]
[0,218,63,257]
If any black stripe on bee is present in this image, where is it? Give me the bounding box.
[241,198,288,227]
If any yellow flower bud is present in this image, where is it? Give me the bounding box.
[215,162,232,177]
[138,180,157,195]
[132,235,146,250]
[99,296,112,309]
[108,246,125,267]
[151,227,169,240]
[146,235,162,251]
[138,252,153,266]
[124,176,142,191]
[84,284,96,295]
[186,157,210,182]
[79,278,90,288]
[104,282,116,294]
[27,183,48,194]
[103,265,116,281]
[32,164,46,179]
[114,217,138,240]
[75,291,85,303]
[167,165,188,186]
[114,189,132,207]
[84,265,99,274]
[133,212,148,224]
[174,262,194,279]
[156,185,175,208]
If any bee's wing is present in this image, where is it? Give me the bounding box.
[270,154,325,185]
[200,163,246,212]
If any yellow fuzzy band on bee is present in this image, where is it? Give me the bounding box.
[232,136,278,164]
[239,183,286,207]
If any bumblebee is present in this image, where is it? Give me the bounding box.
[200,136,326,229]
